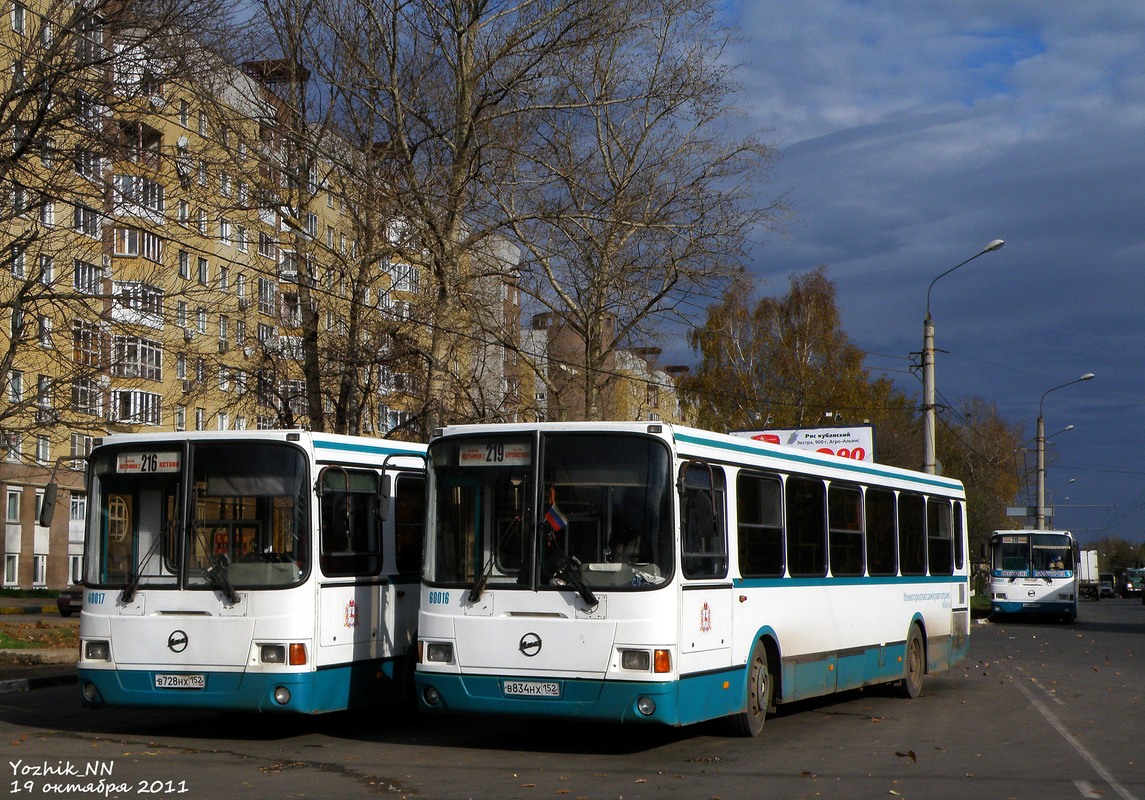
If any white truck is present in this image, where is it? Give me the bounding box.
[1078,550,1100,599]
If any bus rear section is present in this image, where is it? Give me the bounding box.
[987,530,1079,621]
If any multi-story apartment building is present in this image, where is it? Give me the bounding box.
[0,2,450,590]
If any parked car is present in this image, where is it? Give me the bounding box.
[56,587,83,617]
[1098,580,1115,598]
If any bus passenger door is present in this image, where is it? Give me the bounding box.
[382,473,426,665]
[678,464,733,689]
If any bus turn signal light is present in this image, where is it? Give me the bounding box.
[289,643,307,665]
[654,649,671,673]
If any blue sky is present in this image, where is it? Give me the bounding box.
[718,1,1145,544]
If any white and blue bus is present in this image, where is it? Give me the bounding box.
[69,430,426,713]
[415,422,971,735]
[987,529,1079,622]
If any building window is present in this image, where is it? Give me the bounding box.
[110,389,162,425]
[113,282,164,320]
[35,435,49,464]
[197,257,209,285]
[7,369,22,402]
[32,555,46,586]
[74,147,101,180]
[72,319,101,366]
[258,278,275,315]
[10,245,25,278]
[6,490,19,522]
[37,315,52,347]
[111,335,162,380]
[174,405,185,431]
[37,255,53,286]
[70,495,86,522]
[69,434,93,468]
[35,374,51,409]
[258,231,275,259]
[3,432,22,462]
[70,378,102,416]
[178,250,189,279]
[73,203,101,237]
[73,259,102,294]
[195,407,205,431]
[4,555,17,586]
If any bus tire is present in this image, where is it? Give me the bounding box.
[727,640,771,737]
[898,626,924,699]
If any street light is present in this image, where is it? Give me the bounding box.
[922,239,1005,474]
[1036,373,1094,529]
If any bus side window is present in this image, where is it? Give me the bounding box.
[899,493,926,576]
[319,468,383,577]
[927,498,953,576]
[953,502,965,570]
[737,471,784,577]
[828,483,864,577]
[680,463,727,579]
[865,488,897,576]
[786,476,826,577]
[394,474,426,576]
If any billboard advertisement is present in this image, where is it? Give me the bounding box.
[730,426,876,463]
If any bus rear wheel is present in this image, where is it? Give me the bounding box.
[898,626,924,699]
[728,641,772,737]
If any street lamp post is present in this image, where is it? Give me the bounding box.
[1036,373,1095,529]
[922,239,1005,474]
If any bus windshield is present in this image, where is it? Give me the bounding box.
[991,532,1074,575]
[85,442,309,592]
[426,432,673,593]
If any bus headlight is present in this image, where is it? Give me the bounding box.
[636,696,657,716]
[84,640,110,661]
[260,645,286,664]
[424,643,454,663]
[620,649,651,671]
[273,686,291,705]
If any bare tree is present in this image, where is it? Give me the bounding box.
[499,0,780,420]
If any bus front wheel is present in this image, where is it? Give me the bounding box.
[728,640,772,737]
[898,626,924,699]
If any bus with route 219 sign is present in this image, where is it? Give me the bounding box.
[415,422,970,735]
[54,430,426,713]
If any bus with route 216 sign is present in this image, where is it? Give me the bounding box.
[55,430,426,713]
[415,422,970,735]
[987,529,1080,622]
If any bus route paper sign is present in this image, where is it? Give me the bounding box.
[730,426,875,463]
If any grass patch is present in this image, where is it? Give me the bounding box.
[0,621,79,650]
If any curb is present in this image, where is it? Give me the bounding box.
[0,671,77,693]
[0,606,60,615]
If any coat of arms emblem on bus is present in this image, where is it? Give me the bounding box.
[344,599,358,628]
[700,602,712,633]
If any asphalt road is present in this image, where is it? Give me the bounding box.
[0,599,1141,800]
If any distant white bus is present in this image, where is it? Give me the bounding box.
[68,430,426,713]
[987,529,1079,622]
[416,422,971,735]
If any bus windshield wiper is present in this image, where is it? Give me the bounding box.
[543,528,598,611]
[206,555,240,605]
[122,517,174,604]
[470,515,521,602]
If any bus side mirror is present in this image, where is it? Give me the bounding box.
[39,483,58,527]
